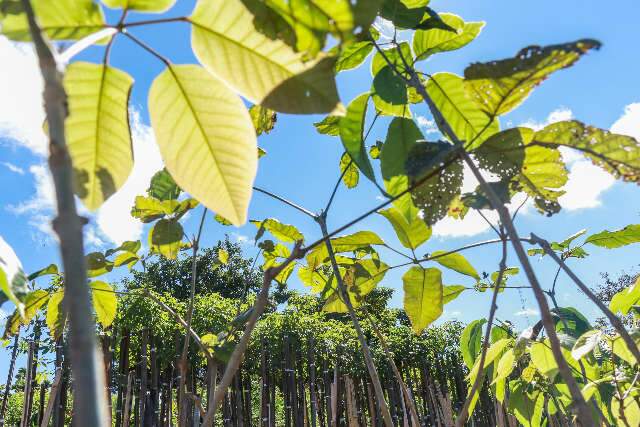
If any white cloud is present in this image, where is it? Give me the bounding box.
[559,161,614,210]
[0,37,47,156]
[2,162,25,174]
[515,308,539,317]
[416,115,439,135]
[521,107,573,131]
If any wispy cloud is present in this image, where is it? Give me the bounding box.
[2,162,24,174]
[515,308,539,317]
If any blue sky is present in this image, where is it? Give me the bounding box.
[1,0,639,376]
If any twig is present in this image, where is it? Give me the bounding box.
[200,242,306,426]
[21,1,109,425]
[253,186,317,218]
[456,231,507,426]
[531,234,640,366]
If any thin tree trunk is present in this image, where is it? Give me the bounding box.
[123,371,134,427]
[116,329,131,427]
[21,1,108,425]
[0,333,19,426]
[20,339,36,427]
[40,370,63,427]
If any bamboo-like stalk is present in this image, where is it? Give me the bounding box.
[0,333,19,426]
[39,370,62,427]
[20,1,108,425]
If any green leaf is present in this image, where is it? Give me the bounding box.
[314,115,340,136]
[529,340,559,379]
[191,0,342,114]
[63,62,133,210]
[430,250,479,280]
[101,0,175,13]
[413,13,483,61]
[218,248,229,265]
[90,281,117,329]
[251,218,304,243]
[492,348,515,385]
[380,0,431,29]
[214,214,232,226]
[340,93,376,183]
[339,152,360,189]
[46,291,65,339]
[149,219,183,260]
[475,127,568,215]
[249,104,277,136]
[610,277,640,315]
[534,120,640,183]
[609,330,640,366]
[467,338,511,394]
[508,380,544,427]
[380,118,424,220]
[148,64,257,226]
[571,330,603,361]
[552,306,591,339]
[306,231,385,269]
[1,0,106,42]
[443,285,465,304]
[378,206,431,250]
[335,40,373,72]
[464,39,601,117]
[426,72,499,148]
[113,252,139,270]
[402,266,443,334]
[4,290,49,337]
[460,318,486,369]
[27,264,59,281]
[323,258,389,313]
[611,393,640,426]
[406,141,464,226]
[371,43,412,118]
[148,169,180,201]
[85,252,113,278]
[584,224,640,249]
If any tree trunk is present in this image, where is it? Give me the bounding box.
[0,333,20,427]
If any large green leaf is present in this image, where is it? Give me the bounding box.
[378,206,431,249]
[464,39,601,117]
[191,0,342,114]
[584,224,640,249]
[371,43,412,118]
[323,258,389,313]
[443,285,465,304]
[609,277,640,316]
[380,0,431,29]
[534,120,640,183]
[406,141,464,225]
[413,13,483,61]
[1,0,105,42]
[90,281,117,328]
[492,349,515,385]
[306,231,385,269]
[403,266,443,334]
[85,252,114,278]
[46,291,65,339]
[335,40,374,72]
[380,118,423,219]
[4,290,49,337]
[27,264,59,281]
[101,0,175,13]
[148,65,257,226]
[508,380,545,427]
[430,251,479,280]
[149,219,183,260]
[0,236,28,314]
[460,318,486,369]
[426,72,499,148]
[475,127,568,215]
[64,62,134,210]
[340,93,376,182]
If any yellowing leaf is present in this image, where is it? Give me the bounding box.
[191,0,342,114]
[149,218,183,260]
[64,62,134,210]
[610,276,640,316]
[464,39,601,117]
[249,105,277,136]
[413,13,484,61]
[443,285,465,304]
[251,218,304,243]
[46,291,66,339]
[148,65,257,225]
[101,0,176,13]
[378,206,431,249]
[426,72,499,148]
[1,0,105,42]
[403,266,443,334]
[4,290,49,337]
[492,349,515,385]
[90,281,117,328]
[218,248,229,265]
[339,152,360,189]
[430,250,479,280]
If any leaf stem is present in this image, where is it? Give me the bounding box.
[120,16,189,28]
[253,186,317,218]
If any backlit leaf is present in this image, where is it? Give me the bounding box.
[85,252,113,278]
[251,218,304,243]
[148,64,257,225]
[27,264,59,281]
[430,250,479,280]
[584,224,640,249]
[426,72,498,148]
[46,291,65,339]
[340,93,376,182]
[378,206,431,249]
[4,290,49,337]
[339,152,360,189]
[249,104,277,136]
[609,276,640,316]
[403,266,443,334]
[218,248,229,265]
[464,39,601,117]
[90,281,117,328]
[1,0,105,42]
[101,0,176,13]
[314,115,340,136]
[443,285,465,304]
[191,0,342,114]
[335,40,373,72]
[64,62,133,210]
[148,169,180,201]
[413,13,483,61]
[149,218,183,260]
[371,43,412,118]
[460,318,486,369]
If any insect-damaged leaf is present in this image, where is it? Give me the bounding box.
[149,65,257,225]
[64,62,134,211]
[249,105,277,136]
[406,141,464,226]
[339,152,360,189]
[191,0,342,114]
[464,39,601,118]
[403,266,443,334]
[148,169,180,201]
[149,219,183,260]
